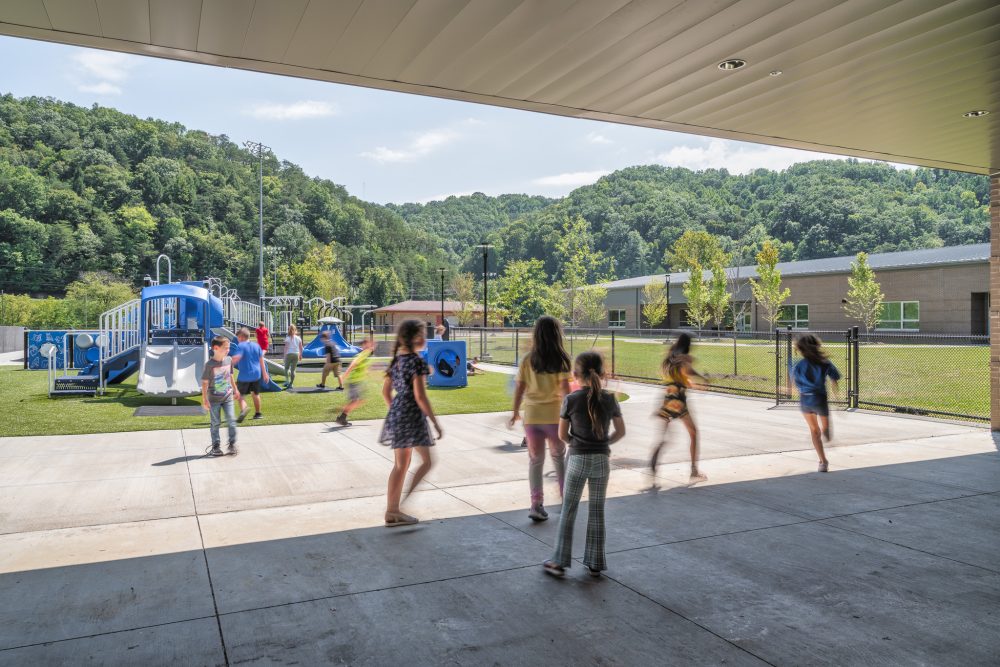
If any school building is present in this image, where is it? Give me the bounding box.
[372,300,484,329]
[596,243,989,336]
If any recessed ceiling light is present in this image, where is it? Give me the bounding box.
[963,110,989,117]
[718,59,746,71]
[769,70,782,77]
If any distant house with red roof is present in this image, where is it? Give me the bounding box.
[372,300,485,328]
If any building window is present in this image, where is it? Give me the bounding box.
[777,304,809,329]
[608,309,626,328]
[878,301,919,330]
[736,309,752,332]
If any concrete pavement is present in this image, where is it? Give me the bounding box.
[0,379,997,665]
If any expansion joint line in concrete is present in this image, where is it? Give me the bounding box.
[0,614,219,654]
[181,430,231,667]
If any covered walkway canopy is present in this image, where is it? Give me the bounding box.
[1,0,997,418]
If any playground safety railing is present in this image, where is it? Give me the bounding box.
[98,298,140,393]
[225,297,273,331]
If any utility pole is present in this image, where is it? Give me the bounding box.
[475,243,494,359]
[243,141,270,303]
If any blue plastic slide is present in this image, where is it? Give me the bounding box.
[301,323,361,360]
[75,346,141,385]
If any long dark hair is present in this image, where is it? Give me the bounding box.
[387,319,424,375]
[575,351,607,440]
[796,334,829,365]
[529,316,571,374]
[662,332,693,382]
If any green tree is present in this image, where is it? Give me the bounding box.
[359,266,405,307]
[843,252,884,332]
[748,241,791,331]
[667,230,728,271]
[683,264,711,330]
[450,272,478,326]
[495,259,560,325]
[641,278,669,328]
[575,285,609,328]
[707,260,731,329]
[64,272,136,328]
[285,245,348,299]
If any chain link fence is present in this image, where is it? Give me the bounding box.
[441,325,988,423]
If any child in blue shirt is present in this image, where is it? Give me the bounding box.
[792,334,841,472]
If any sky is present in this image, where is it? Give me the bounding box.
[0,35,899,205]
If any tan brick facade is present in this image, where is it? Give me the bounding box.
[990,173,999,430]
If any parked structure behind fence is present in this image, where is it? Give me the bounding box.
[446,326,988,423]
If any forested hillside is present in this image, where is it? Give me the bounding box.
[394,162,990,281]
[0,94,448,302]
[0,94,990,307]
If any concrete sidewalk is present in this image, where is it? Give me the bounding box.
[0,382,997,665]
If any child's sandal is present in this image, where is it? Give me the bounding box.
[543,560,565,577]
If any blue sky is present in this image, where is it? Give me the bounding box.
[1,35,873,205]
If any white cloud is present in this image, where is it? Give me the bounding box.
[71,49,137,95]
[244,100,338,120]
[655,139,836,173]
[416,190,476,204]
[77,82,122,95]
[531,170,610,187]
[361,127,460,164]
[586,131,613,145]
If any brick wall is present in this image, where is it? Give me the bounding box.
[990,173,999,430]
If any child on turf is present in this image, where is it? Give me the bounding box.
[509,315,572,521]
[283,324,303,389]
[650,333,708,482]
[335,336,374,426]
[380,320,444,527]
[201,335,242,457]
[792,334,841,473]
[544,351,624,578]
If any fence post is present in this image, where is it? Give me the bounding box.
[851,326,860,409]
[514,328,519,366]
[845,328,853,408]
[611,330,616,376]
[774,328,780,405]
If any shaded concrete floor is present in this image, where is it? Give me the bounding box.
[0,379,996,665]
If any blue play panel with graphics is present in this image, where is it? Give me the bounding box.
[425,340,467,388]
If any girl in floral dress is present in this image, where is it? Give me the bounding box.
[649,333,708,483]
[380,320,443,526]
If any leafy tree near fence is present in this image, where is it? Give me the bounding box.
[707,258,731,330]
[64,272,136,328]
[683,264,712,330]
[843,252,884,332]
[641,278,669,328]
[749,241,791,331]
[451,273,478,326]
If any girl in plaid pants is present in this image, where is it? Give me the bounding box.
[544,351,625,578]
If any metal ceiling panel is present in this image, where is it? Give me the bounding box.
[149,0,200,51]
[95,0,150,43]
[242,0,308,63]
[197,0,252,57]
[42,0,101,35]
[0,0,52,28]
[0,0,995,172]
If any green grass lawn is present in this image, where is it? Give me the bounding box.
[454,331,988,421]
[0,366,630,437]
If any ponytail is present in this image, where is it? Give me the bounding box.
[574,351,607,440]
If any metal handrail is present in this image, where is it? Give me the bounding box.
[98,298,140,394]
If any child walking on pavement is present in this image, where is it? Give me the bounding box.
[283,324,303,389]
[335,336,374,426]
[544,351,625,578]
[201,335,241,456]
[380,320,444,527]
[509,316,572,521]
[650,333,708,483]
[792,334,841,472]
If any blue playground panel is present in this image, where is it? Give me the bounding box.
[424,340,467,388]
[25,330,100,370]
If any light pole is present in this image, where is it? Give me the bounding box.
[243,140,270,302]
[437,268,446,325]
[475,243,494,359]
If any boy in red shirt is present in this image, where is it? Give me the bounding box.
[255,321,270,354]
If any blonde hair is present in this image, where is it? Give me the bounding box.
[287,324,297,336]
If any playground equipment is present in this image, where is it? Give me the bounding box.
[301,316,361,361]
[424,340,467,388]
[47,258,290,399]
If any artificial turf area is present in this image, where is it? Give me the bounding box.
[0,365,630,437]
[452,331,988,422]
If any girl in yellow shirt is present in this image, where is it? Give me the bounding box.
[509,316,572,521]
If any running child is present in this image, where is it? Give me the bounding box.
[316,330,344,391]
[335,336,374,426]
[509,315,571,522]
[201,335,241,456]
[543,351,624,578]
[379,320,444,527]
[283,324,303,389]
[231,328,269,421]
[792,334,841,472]
[650,333,708,483]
